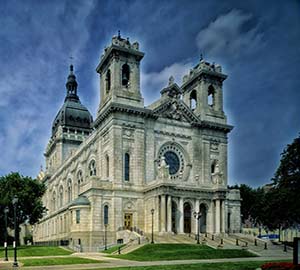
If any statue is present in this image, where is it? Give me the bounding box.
[211,162,223,185]
[157,157,170,181]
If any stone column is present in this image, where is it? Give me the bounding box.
[221,200,226,233]
[160,195,166,232]
[155,196,160,232]
[215,200,220,234]
[194,199,200,234]
[178,197,184,233]
[208,201,214,233]
[167,195,172,232]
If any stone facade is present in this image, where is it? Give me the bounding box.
[33,33,241,251]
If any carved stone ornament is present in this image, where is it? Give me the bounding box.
[123,128,134,139]
[163,103,183,120]
[124,200,135,211]
[210,142,219,151]
[211,163,223,185]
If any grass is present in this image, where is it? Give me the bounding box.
[111,243,257,261]
[20,257,103,266]
[0,245,73,257]
[102,244,126,254]
[92,261,290,270]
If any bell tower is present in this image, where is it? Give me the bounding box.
[96,32,144,112]
[181,57,227,123]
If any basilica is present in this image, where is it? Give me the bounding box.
[33,33,241,251]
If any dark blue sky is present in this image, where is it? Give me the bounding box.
[0,0,299,187]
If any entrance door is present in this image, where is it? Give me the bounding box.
[200,204,207,233]
[124,213,133,229]
[172,201,177,233]
[184,202,192,233]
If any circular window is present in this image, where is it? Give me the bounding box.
[164,151,180,175]
[158,144,185,180]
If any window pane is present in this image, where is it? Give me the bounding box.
[76,210,80,224]
[125,153,130,181]
[104,205,108,225]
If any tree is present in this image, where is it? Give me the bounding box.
[0,172,46,244]
[262,134,300,230]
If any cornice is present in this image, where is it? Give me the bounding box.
[94,102,156,128]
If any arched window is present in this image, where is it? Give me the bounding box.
[67,179,72,203]
[208,85,215,107]
[105,69,111,93]
[211,163,215,174]
[190,90,197,110]
[211,160,217,174]
[104,205,109,225]
[89,160,96,176]
[52,191,56,211]
[106,155,109,178]
[124,153,130,181]
[59,186,63,207]
[77,170,83,195]
[122,64,130,86]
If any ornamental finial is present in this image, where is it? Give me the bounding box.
[168,76,175,86]
[200,53,203,61]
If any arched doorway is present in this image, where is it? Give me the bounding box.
[200,204,207,233]
[171,201,178,233]
[184,202,192,233]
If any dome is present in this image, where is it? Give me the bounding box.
[51,65,93,136]
[52,99,93,136]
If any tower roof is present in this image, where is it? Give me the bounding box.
[51,65,93,136]
[96,33,144,74]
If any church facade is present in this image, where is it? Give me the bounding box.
[33,34,241,251]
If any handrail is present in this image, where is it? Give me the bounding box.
[228,234,249,247]
[117,226,144,236]
[188,232,207,242]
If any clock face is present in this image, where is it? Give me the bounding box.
[158,144,185,180]
[164,151,180,175]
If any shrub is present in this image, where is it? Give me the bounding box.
[261,262,300,270]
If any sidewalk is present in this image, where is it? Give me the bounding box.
[0,253,293,270]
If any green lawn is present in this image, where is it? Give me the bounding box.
[92,261,288,270]
[20,257,103,266]
[0,245,73,257]
[111,244,257,261]
[102,244,126,254]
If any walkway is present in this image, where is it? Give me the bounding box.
[0,252,293,270]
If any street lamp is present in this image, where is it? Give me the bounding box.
[193,211,202,244]
[151,209,154,244]
[4,207,9,261]
[12,195,18,267]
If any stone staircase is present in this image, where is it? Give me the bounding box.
[112,232,293,258]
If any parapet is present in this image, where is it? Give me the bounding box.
[182,58,223,84]
[227,189,241,201]
[100,32,140,60]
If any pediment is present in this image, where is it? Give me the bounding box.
[153,99,200,124]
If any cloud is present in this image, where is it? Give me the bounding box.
[196,9,264,61]
[141,61,193,105]
[0,1,96,177]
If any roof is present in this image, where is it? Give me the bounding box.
[69,196,90,207]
